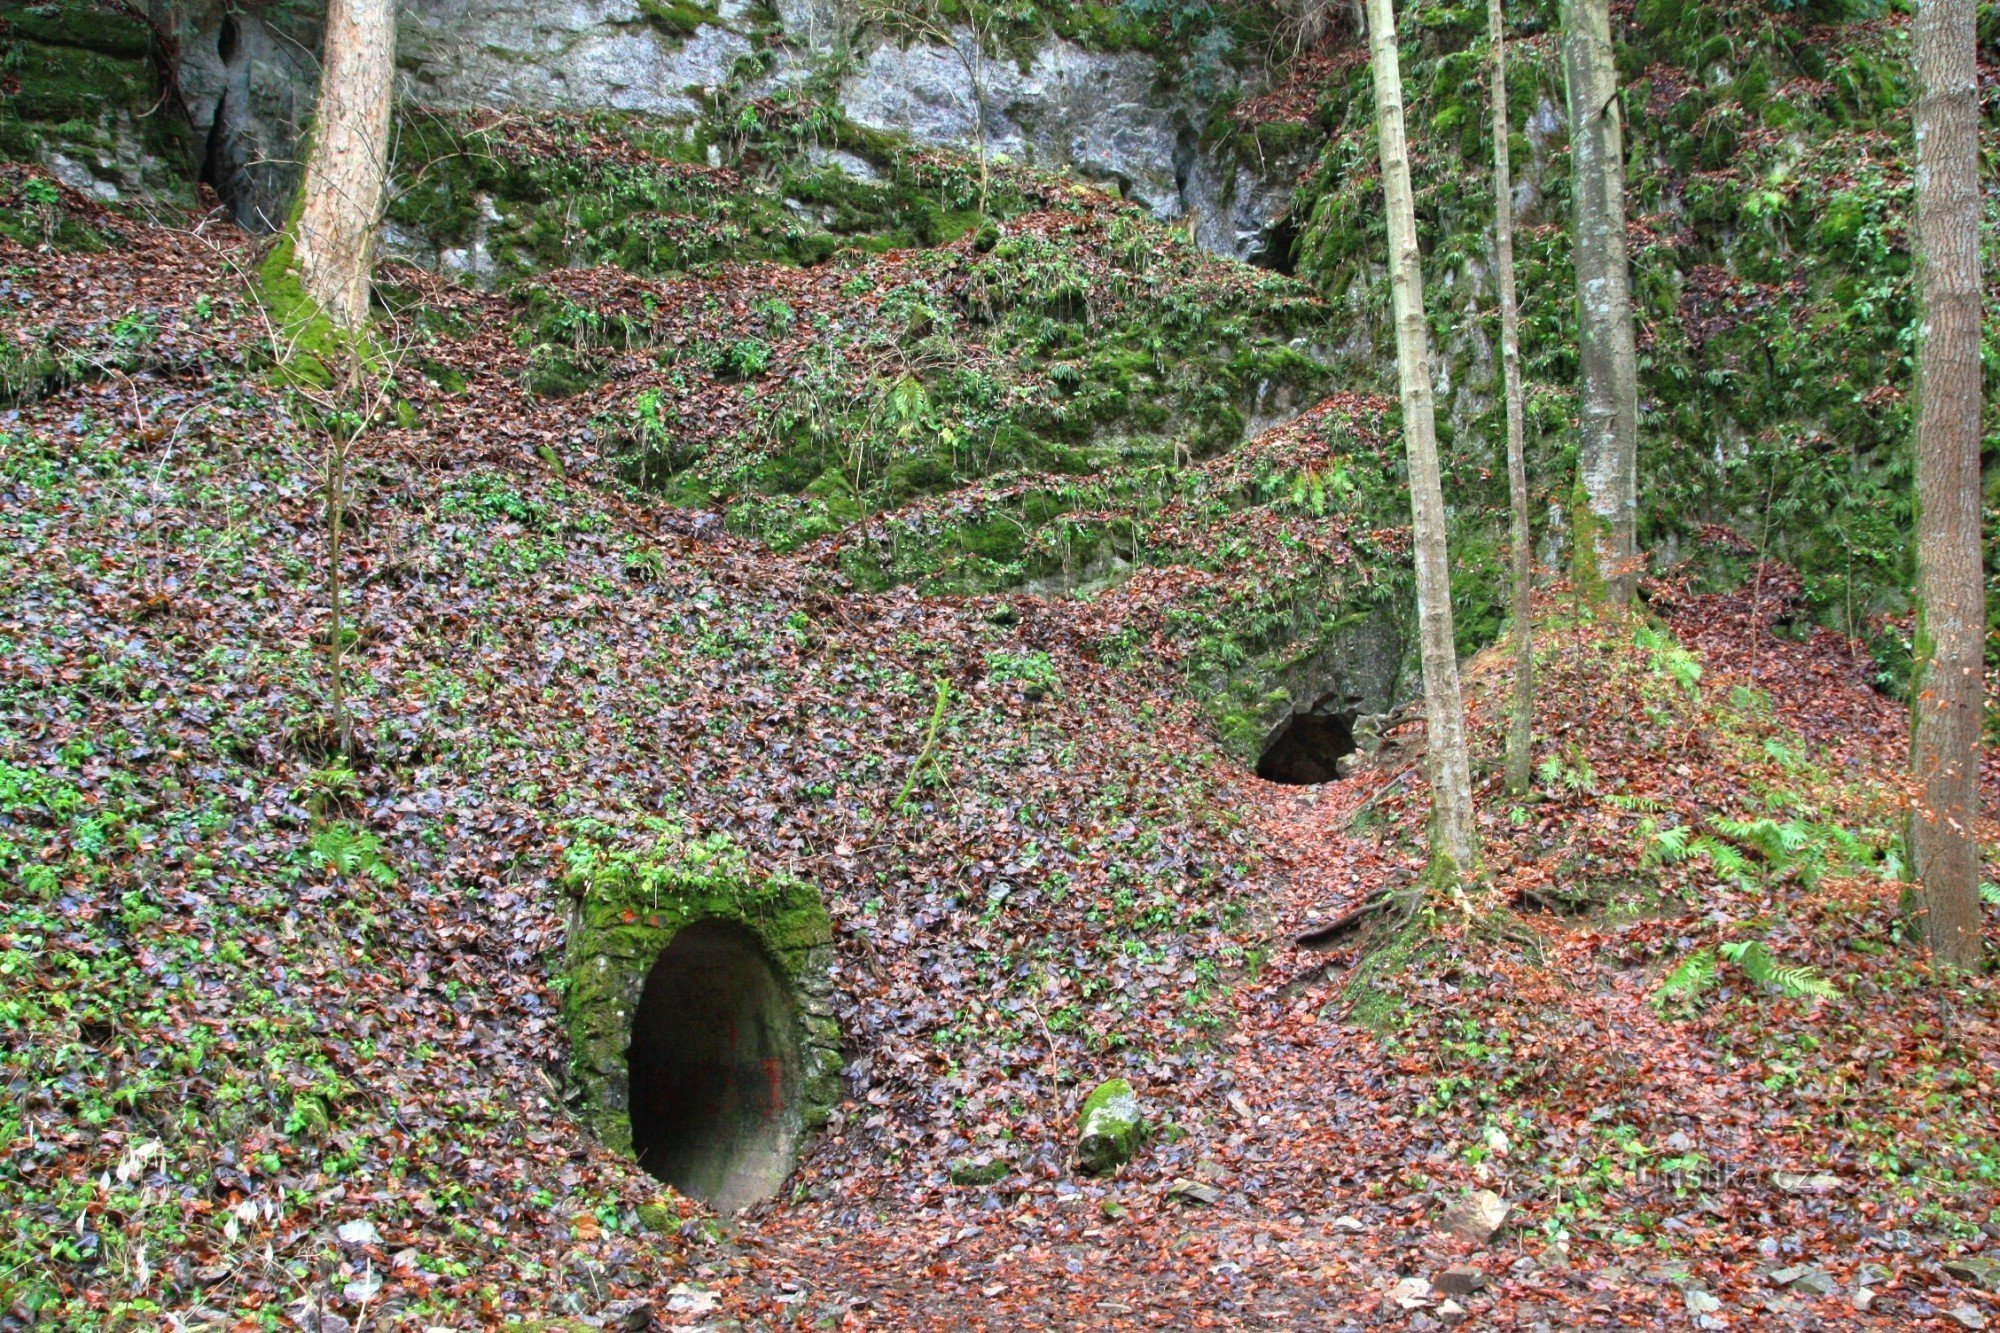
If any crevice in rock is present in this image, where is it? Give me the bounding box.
[1252,210,1299,276]
[627,919,805,1212]
[1256,708,1355,785]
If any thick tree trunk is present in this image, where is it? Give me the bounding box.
[1909,0,1986,972]
[1365,0,1478,877]
[1560,0,1638,604]
[290,0,395,329]
[1489,0,1533,793]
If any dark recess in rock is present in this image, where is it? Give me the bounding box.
[627,918,806,1212]
[1255,709,1355,785]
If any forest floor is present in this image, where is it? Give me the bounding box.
[2,186,1998,1332]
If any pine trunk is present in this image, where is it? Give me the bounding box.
[1560,0,1639,604]
[1489,0,1534,793]
[291,0,396,329]
[1365,0,1478,876]
[1909,0,1986,972]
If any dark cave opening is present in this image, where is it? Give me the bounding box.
[1252,212,1300,277]
[1255,710,1356,785]
[627,919,804,1212]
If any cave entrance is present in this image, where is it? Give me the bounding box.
[628,919,804,1212]
[1255,710,1356,785]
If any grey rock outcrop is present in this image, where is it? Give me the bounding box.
[147,0,1317,259]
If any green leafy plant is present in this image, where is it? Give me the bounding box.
[1718,940,1838,1001]
[1634,624,1703,695]
[1650,948,1717,1012]
[308,822,397,886]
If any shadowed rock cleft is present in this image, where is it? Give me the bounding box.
[1255,709,1357,785]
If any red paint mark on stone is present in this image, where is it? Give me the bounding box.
[763,1056,785,1118]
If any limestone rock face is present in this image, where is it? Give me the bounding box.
[839,34,1182,217]
[149,0,1313,261]
[397,0,753,117]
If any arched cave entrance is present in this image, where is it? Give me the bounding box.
[1255,709,1356,785]
[627,919,805,1213]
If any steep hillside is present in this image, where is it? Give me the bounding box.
[2,0,1998,1329]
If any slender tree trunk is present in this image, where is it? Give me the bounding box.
[291,0,395,329]
[1560,0,1639,605]
[1365,0,1478,878]
[325,408,353,759]
[1489,0,1533,793]
[1909,0,1985,972]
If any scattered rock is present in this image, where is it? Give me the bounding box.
[948,1155,1009,1187]
[1947,1305,1988,1330]
[665,1284,716,1315]
[1165,1178,1222,1207]
[1329,1214,1368,1232]
[1436,1297,1467,1324]
[1769,1265,1837,1297]
[1074,1079,1145,1176]
[341,1269,380,1304]
[1856,1263,1893,1288]
[1434,1265,1488,1297]
[1387,1276,1432,1311]
[334,1219,381,1246]
[1852,1288,1876,1312]
[601,1297,656,1330]
[1944,1257,2000,1291]
[1770,1171,1840,1194]
[1683,1287,1723,1316]
[1436,1190,1511,1245]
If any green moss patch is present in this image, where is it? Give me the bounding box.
[559,819,841,1158]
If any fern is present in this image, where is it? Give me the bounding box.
[1719,940,1838,1001]
[1692,834,1757,889]
[1982,882,2000,907]
[1642,822,1693,866]
[1651,948,1718,1013]
[309,823,398,886]
[1608,792,1668,813]
[1635,625,1703,694]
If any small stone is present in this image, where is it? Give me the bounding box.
[666,1284,716,1315]
[1074,1079,1146,1176]
[1787,1268,1838,1298]
[1436,1190,1511,1245]
[1856,1263,1893,1288]
[601,1297,655,1330]
[948,1156,1009,1187]
[1436,1297,1467,1323]
[1434,1265,1488,1297]
[1947,1305,1988,1330]
[335,1220,381,1246]
[1387,1276,1433,1310]
[1771,1170,1840,1194]
[1683,1288,1722,1316]
[1852,1288,1876,1312]
[1944,1257,2000,1291]
[1329,1214,1368,1232]
[341,1269,380,1304]
[1165,1178,1222,1207]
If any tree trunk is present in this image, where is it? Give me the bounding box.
[1365,0,1478,877]
[1560,0,1639,604]
[290,0,395,329]
[1909,0,1986,972]
[1489,0,1533,793]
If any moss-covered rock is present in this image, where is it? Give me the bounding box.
[1074,1077,1145,1175]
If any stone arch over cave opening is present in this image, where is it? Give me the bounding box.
[1256,708,1356,785]
[627,919,805,1212]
